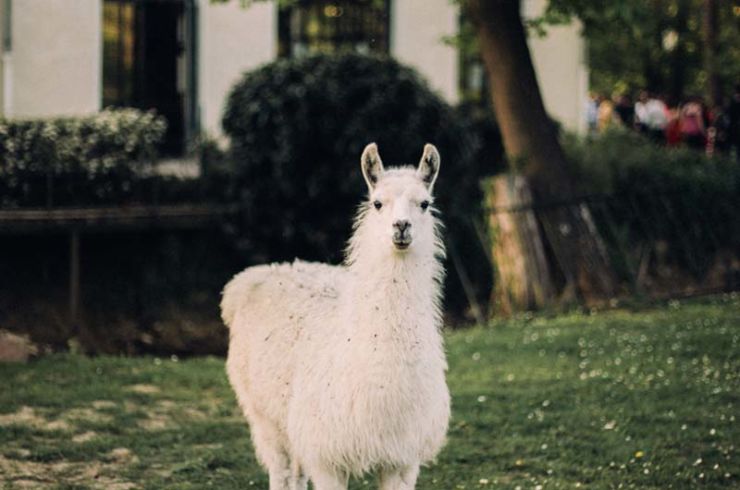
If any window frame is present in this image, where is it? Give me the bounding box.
[101,0,199,156]
[277,0,391,58]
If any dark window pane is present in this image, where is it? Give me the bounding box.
[102,2,135,107]
[278,0,390,58]
[102,0,194,156]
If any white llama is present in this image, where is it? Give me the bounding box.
[221,143,449,490]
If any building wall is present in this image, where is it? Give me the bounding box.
[10,0,101,118]
[524,0,588,133]
[1,0,587,134]
[391,0,459,104]
[393,0,588,133]
[198,0,276,137]
[0,0,5,117]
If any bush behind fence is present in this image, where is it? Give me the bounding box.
[480,130,740,311]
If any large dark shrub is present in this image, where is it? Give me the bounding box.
[0,108,171,206]
[223,54,497,316]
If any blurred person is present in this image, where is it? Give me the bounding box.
[679,96,706,150]
[729,84,740,161]
[614,93,635,128]
[643,93,668,144]
[597,96,621,132]
[664,100,683,147]
[634,90,649,133]
[585,92,599,134]
[707,100,731,156]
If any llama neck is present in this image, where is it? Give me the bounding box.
[345,243,444,340]
[343,205,445,341]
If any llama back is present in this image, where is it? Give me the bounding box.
[223,260,347,450]
[220,269,259,328]
[221,260,345,329]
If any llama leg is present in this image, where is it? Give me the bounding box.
[290,460,308,490]
[290,474,308,490]
[248,415,292,490]
[306,465,348,490]
[378,465,420,490]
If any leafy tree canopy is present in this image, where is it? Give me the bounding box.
[537,0,740,101]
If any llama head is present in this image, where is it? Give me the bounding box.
[359,142,441,253]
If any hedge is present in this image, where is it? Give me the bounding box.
[0,108,168,206]
[563,129,740,279]
[222,53,500,315]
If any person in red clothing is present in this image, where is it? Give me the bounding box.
[664,98,682,147]
[679,96,707,150]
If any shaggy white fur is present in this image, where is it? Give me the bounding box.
[222,143,449,490]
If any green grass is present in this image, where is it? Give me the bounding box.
[2,294,739,489]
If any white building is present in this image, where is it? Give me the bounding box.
[0,0,587,154]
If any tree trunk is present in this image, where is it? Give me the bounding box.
[644,0,665,94]
[703,0,721,107]
[486,174,555,315]
[669,0,690,103]
[465,0,618,304]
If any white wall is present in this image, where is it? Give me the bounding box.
[0,0,5,117]
[390,0,588,134]
[524,0,588,133]
[1,0,586,135]
[198,0,276,137]
[391,0,458,104]
[10,0,101,118]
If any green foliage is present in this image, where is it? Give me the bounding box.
[543,0,740,98]
[564,130,739,197]
[222,53,495,311]
[0,109,168,206]
[1,296,738,487]
[563,129,740,277]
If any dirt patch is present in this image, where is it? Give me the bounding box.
[106,447,138,464]
[183,407,208,420]
[92,400,117,410]
[137,416,170,431]
[126,384,160,395]
[0,406,46,427]
[154,400,176,412]
[63,407,114,424]
[72,431,98,443]
[10,479,54,488]
[0,406,71,431]
[44,419,72,431]
[0,454,138,490]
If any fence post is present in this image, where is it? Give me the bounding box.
[485,174,556,315]
[69,230,80,324]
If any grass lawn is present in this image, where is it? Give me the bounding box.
[1,295,738,489]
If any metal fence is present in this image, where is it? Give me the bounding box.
[479,188,739,310]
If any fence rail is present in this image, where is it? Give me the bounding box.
[482,187,739,308]
[0,203,238,234]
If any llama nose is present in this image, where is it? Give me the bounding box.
[393,220,411,233]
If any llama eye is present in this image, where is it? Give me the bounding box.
[420,200,430,211]
[373,200,382,210]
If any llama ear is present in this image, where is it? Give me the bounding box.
[361,143,384,190]
[417,143,440,190]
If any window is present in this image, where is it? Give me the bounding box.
[102,1,135,107]
[102,0,198,156]
[278,0,390,58]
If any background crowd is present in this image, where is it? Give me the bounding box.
[588,84,740,159]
